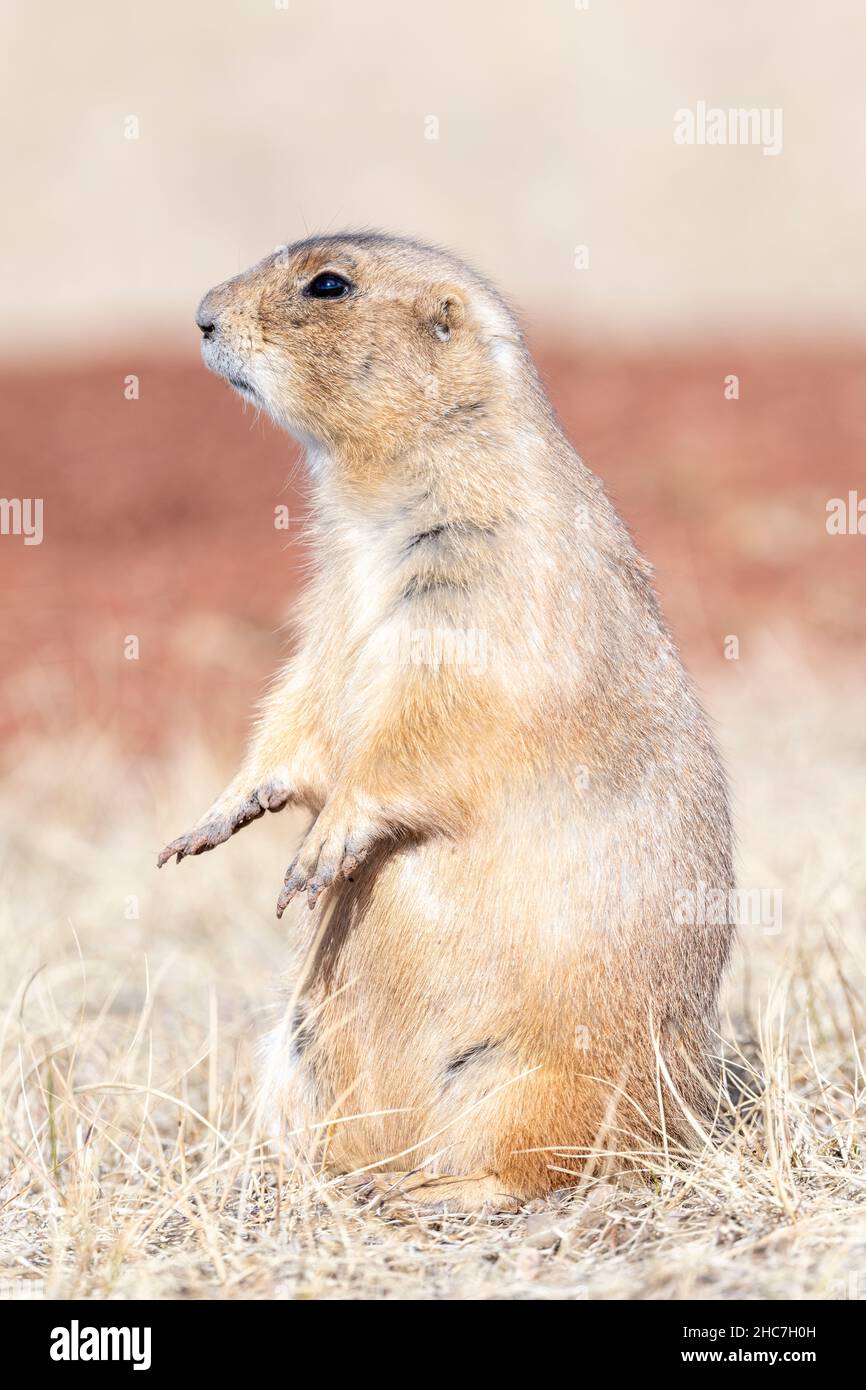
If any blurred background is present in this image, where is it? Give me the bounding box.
[1,0,863,758]
[1,0,865,1301]
[5,0,866,349]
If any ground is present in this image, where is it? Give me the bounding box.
[0,348,863,1300]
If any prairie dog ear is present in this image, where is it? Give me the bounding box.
[415,284,465,342]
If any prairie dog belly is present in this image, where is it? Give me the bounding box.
[276,779,730,1175]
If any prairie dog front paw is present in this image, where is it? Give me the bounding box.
[275,794,381,916]
[158,770,293,867]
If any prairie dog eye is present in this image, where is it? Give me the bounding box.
[305,271,352,299]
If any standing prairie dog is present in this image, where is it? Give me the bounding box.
[159,232,734,1209]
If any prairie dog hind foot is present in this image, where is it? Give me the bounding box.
[342,1169,524,1215]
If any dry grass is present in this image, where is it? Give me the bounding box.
[1,640,865,1301]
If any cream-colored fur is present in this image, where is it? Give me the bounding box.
[159,232,734,1208]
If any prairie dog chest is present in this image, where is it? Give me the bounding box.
[320,501,428,713]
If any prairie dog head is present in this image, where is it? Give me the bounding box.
[195,232,522,463]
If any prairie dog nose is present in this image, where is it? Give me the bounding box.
[195,295,218,339]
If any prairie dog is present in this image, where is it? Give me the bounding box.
[159,232,734,1209]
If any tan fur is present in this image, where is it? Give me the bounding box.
[159,232,734,1209]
